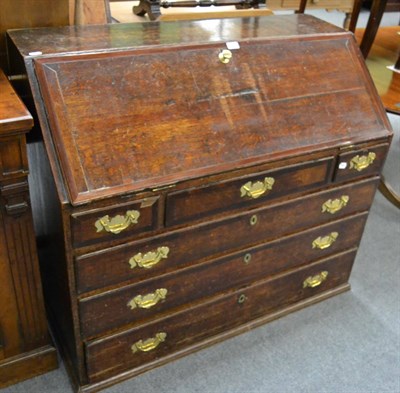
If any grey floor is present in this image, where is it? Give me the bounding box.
[3,9,400,393]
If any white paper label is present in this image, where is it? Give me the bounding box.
[226,41,240,50]
[339,162,348,169]
[28,51,43,56]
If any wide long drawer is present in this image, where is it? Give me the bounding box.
[85,249,356,382]
[76,178,378,293]
[79,213,368,338]
[166,156,333,227]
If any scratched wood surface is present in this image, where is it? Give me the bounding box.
[25,16,391,205]
[11,15,393,392]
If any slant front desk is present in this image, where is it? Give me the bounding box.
[8,15,392,392]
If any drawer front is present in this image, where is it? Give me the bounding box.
[334,143,389,183]
[166,157,334,227]
[85,249,356,382]
[79,213,368,338]
[71,197,160,248]
[76,178,378,294]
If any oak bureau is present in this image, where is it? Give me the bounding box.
[7,14,392,392]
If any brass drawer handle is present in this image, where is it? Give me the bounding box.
[131,332,167,354]
[349,152,376,172]
[303,271,328,288]
[218,49,232,64]
[312,232,338,250]
[129,246,170,269]
[240,177,275,199]
[127,288,168,310]
[321,195,349,214]
[95,210,140,234]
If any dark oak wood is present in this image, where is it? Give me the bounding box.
[0,70,57,387]
[76,177,379,294]
[79,213,368,339]
[333,143,390,182]
[166,157,334,227]
[8,15,392,392]
[85,249,357,382]
[32,33,388,205]
[72,196,160,248]
[8,15,345,57]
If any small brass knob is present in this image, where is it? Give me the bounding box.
[219,49,233,64]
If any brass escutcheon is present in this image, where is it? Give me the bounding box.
[243,253,252,264]
[238,294,247,304]
[95,210,140,235]
[127,288,168,310]
[303,271,328,288]
[129,246,170,269]
[349,152,376,172]
[312,232,338,250]
[250,215,258,226]
[131,332,167,354]
[218,49,232,64]
[321,195,349,214]
[240,177,275,199]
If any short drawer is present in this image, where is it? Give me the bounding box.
[76,177,378,294]
[334,143,389,183]
[79,213,368,338]
[71,196,160,248]
[166,157,334,227]
[85,249,356,382]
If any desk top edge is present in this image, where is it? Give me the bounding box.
[7,15,346,58]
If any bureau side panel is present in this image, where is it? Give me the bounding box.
[28,141,85,386]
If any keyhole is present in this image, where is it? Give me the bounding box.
[243,253,252,264]
[250,215,258,226]
[238,294,247,304]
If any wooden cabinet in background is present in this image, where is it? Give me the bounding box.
[0,0,71,71]
[0,0,111,72]
[0,70,58,388]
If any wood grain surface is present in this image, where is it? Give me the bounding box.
[0,69,57,388]
[10,16,392,392]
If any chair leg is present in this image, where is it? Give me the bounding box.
[379,175,400,209]
[395,53,400,71]
[295,0,307,14]
[348,0,363,33]
[359,0,388,58]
